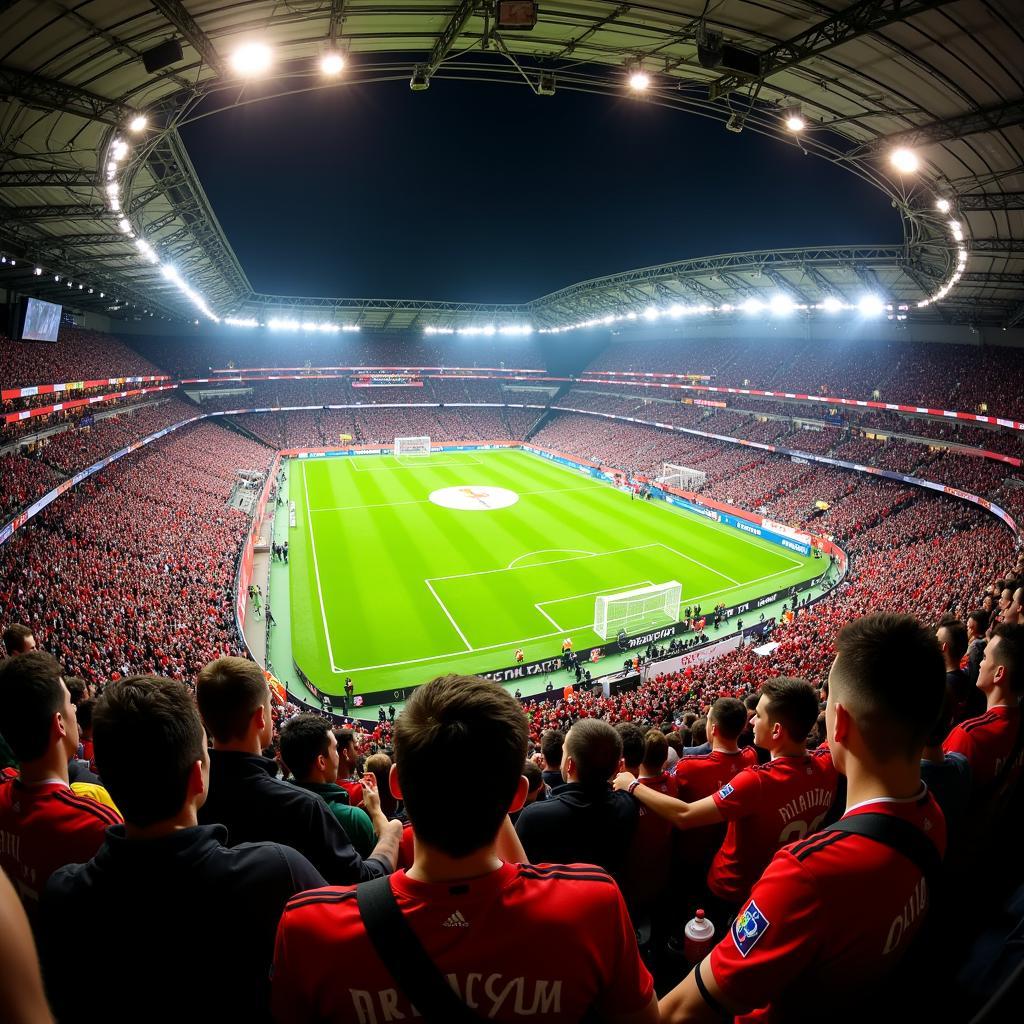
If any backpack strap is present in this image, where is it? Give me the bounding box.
[355,875,486,1023]
[826,811,941,893]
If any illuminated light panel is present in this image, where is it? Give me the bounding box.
[231,42,273,77]
[321,52,345,76]
[628,71,650,92]
[128,114,148,133]
[890,147,919,174]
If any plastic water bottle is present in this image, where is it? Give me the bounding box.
[683,909,716,964]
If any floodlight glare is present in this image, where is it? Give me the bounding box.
[890,147,919,174]
[858,294,885,317]
[643,306,659,321]
[231,42,273,77]
[822,296,844,313]
[128,114,148,133]
[321,52,345,76]
[628,70,651,92]
[111,139,129,161]
[770,293,795,316]
[783,106,805,132]
[741,298,763,314]
[935,198,951,213]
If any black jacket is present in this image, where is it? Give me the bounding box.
[198,749,389,883]
[515,781,638,878]
[41,824,326,1023]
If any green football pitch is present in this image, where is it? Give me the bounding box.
[287,448,821,696]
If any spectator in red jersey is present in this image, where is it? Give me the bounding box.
[2,623,35,657]
[943,623,1023,798]
[272,674,658,1024]
[38,676,325,1024]
[0,652,121,916]
[196,656,401,884]
[0,869,53,1024]
[333,727,366,808]
[659,613,948,1024]
[516,719,639,879]
[614,677,836,918]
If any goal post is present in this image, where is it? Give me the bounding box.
[593,581,683,640]
[394,435,431,457]
[659,463,707,491]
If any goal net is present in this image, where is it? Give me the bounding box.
[395,435,431,457]
[659,463,707,491]
[593,581,682,640]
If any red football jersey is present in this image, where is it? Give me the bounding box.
[272,862,654,1023]
[709,754,837,904]
[0,778,121,912]
[673,748,757,872]
[336,779,365,809]
[942,704,1022,791]
[709,790,946,1023]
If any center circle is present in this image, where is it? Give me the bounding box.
[429,485,520,511]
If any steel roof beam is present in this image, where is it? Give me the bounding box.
[958,192,1024,210]
[862,98,1024,152]
[709,0,956,101]
[424,0,477,79]
[149,1,227,77]
[0,65,130,124]
[0,203,107,221]
[1006,301,1024,328]
[970,238,1024,253]
[0,170,97,188]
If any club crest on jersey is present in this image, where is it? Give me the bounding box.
[718,783,735,799]
[731,900,770,958]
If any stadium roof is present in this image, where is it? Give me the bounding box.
[0,0,1021,329]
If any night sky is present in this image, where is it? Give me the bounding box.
[180,77,902,304]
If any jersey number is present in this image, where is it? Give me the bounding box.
[778,812,827,844]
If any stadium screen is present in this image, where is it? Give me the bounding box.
[21,297,62,342]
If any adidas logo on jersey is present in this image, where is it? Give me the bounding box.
[442,910,469,928]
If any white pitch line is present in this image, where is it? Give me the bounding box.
[302,462,339,670]
[658,543,740,586]
[309,483,603,515]
[508,548,596,569]
[534,604,564,630]
[429,543,662,583]
[423,578,474,652]
[536,580,653,607]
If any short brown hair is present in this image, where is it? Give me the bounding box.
[832,614,945,760]
[565,719,622,787]
[642,729,668,773]
[94,677,204,827]
[2,623,34,657]
[394,675,527,857]
[195,657,268,743]
[0,651,64,761]
[759,677,820,744]
[709,697,747,741]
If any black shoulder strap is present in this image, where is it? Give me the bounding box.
[355,875,486,1023]
[992,709,1024,796]
[826,812,941,892]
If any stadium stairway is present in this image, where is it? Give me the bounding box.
[523,381,573,442]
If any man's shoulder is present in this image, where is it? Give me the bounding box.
[42,785,122,829]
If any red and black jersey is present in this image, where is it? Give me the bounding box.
[0,778,121,913]
[272,861,654,1023]
[942,704,1022,792]
[709,790,946,1023]
[336,779,365,809]
[709,754,838,905]
[672,748,757,873]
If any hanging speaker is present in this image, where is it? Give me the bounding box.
[142,39,184,74]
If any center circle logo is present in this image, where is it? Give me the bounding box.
[429,485,519,511]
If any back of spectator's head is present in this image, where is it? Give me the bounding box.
[709,697,747,742]
[364,751,392,792]
[983,623,1024,695]
[522,760,544,802]
[2,623,35,658]
[540,729,563,769]
[690,716,708,746]
[93,676,205,827]
[564,719,623,788]
[936,619,968,665]
[196,656,270,745]
[393,675,527,858]
[615,722,645,770]
[65,676,90,707]
[924,689,955,749]
[665,731,683,754]
[641,729,668,774]
[279,715,335,783]
[830,614,945,763]
[0,651,73,763]
[76,698,96,737]
[757,677,820,745]
[967,609,989,637]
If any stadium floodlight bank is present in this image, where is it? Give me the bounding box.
[395,435,431,456]
[660,463,707,491]
[593,580,682,640]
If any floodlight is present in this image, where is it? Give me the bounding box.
[769,293,795,316]
[111,139,129,161]
[628,70,651,92]
[741,298,763,314]
[643,306,659,320]
[128,114,148,133]
[783,106,805,132]
[858,294,885,317]
[231,42,273,77]
[935,198,951,213]
[822,296,843,313]
[889,147,919,174]
[410,66,430,91]
[34,266,42,275]
[321,52,345,76]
